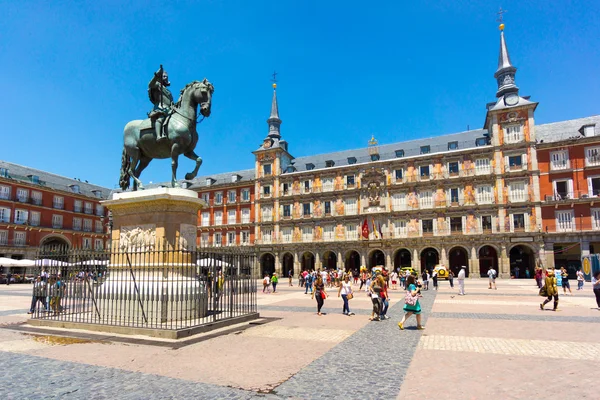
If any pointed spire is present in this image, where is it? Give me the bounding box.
[267,82,281,139]
[494,24,519,98]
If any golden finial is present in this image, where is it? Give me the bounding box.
[497,7,507,31]
[368,135,378,146]
[271,71,278,89]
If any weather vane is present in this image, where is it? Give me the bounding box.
[496,7,507,30]
[271,71,278,86]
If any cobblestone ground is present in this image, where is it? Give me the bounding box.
[1,278,598,399]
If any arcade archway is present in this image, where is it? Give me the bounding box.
[420,248,439,273]
[322,251,337,270]
[301,252,315,271]
[369,249,385,269]
[510,245,535,279]
[260,253,275,277]
[449,246,469,277]
[345,250,360,272]
[394,249,412,271]
[282,252,294,276]
[479,245,498,277]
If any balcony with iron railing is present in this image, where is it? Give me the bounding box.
[543,190,599,202]
[505,162,528,172]
[550,159,571,171]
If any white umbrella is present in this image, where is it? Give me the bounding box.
[196,258,231,267]
[72,259,110,266]
[35,259,70,267]
[0,257,23,267]
[14,259,36,267]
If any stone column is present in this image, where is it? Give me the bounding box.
[440,246,448,266]
[581,240,590,257]
[294,251,301,274]
[468,246,478,278]
[412,249,420,273]
[385,252,392,271]
[361,253,367,269]
[338,251,344,270]
[275,253,281,276]
[543,242,555,270]
[500,244,509,278]
[315,252,321,270]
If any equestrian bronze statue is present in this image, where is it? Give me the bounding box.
[119,66,214,191]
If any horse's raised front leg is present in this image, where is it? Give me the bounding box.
[183,150,203,180]
[128,148,144,191]
[134,155,152,190]
[171,143,182,188]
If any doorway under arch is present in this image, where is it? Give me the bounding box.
[301,252,315,271]
[510,245,535,279]
[394,249,412,271]
[282,252,294,276]
[479,246,498,277]
[420,248,439,273]
[345,250,360,272]
[322,251,337,270]
[449,247,469,277]
[260,253,275,277]
[369,250,385,269]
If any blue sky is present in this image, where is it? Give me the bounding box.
[1,0,598,188]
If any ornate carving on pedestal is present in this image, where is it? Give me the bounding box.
[120,224,156,252]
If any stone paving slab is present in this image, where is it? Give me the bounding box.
[432,311,600,323]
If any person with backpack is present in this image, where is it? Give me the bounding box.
[487,266,497,290]
[262,274,270,293]
[271,273,279,293]
[398,274,424,330]
[304,271,313,294]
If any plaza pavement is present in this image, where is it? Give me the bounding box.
[0,276,598,399]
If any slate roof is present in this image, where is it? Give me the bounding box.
[187,169,255,190]
[536,115,600,144]
[0,160,112,199]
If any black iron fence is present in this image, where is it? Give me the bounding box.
[29,244,257,332]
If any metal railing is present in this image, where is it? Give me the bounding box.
[29,243,257,332]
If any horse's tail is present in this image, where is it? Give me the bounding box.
[119,147,131,191]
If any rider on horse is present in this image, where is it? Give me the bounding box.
[148,65,173,143]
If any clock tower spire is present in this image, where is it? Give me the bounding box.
[494,22,519,99]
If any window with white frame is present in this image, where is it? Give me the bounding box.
[241,208,250,224]
[215,192,223,205]
[346,175,356,187]
[95,220,103,233]
[263,163,272,176]
[394,220,407,238]
[82,238,92,249]
[214,232,222,246]
[83,219,92,232]
[282,204,291,218]
[592,209,600,230]
[588,176,600,197]
[583,125,596,137]
[345,198,357,215]
[201,211,210,227]
[419,190,433,208]
[73,217,82,231]
[394,169,404,182]
[14,231,26,246]
[0,230,7,245]
[504,124,523,143]
[586,146,600,167]
[241,230,250,245]
[201,192,209,203]
[303,179,312,193]
[0,207,10,223]
[281,227,292,243]
[53,196,64,209]
[96,204,104,216]
[30,211,40,226]
[84,202,93,214]
[241,189,250,202]
[511,213,527,232]
[475,158,491,175]
[262,228,272,244]
[323,225,335,241]
[31,191,42,205]
[476,185,493,204]
[14,209,28,225]
[345,224,357,240]
[262,206,273,222]
[555,210,575,232]
[200,233,209,246]
[0,185,10,200]
[506,153,527,171]
[95,239,104,250]
[392,192,406,211]
[550,150,569,170]
[322,177,334,192]
[419,165,430,178]
[228,190,236,203]
[74,199,82,212]
[553,179,573,200]
[227,232,236,246]
[262,185,271,198]
[228,209,236,224]
[481,215,493,232]
[52,214,63,228]
[302,226,313,242]
[214,211,223,226]
[16,188,28,202]
[509,181,527,202]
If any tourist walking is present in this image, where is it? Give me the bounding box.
[514,266,520,279]
[271,273,279,293]
[540,269,559,311]
[560,267,572,295]
[262,274,270,293]
[305,271,313,294]
[535,267,543,288]
[390,270,398,290]
[359,270,367,290]
[288,269,293,287]
[576,268,585,290]
[379,274,390,320]
[421,270,429,290]
[487,266,497,290]
[27,276,47,314]
[448,270,454,288]
[592,271,600,309]
[432,269,438,290]
[312,275,327,316]
[398,274,424,330]
[457,265,466,295]
[368,271,384,321]
[338,275,355,315]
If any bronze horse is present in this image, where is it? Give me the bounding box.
[119,79,214,191]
